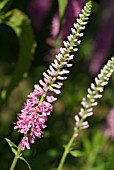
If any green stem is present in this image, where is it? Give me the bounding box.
[10,146,21,170]
[57,133,75,170]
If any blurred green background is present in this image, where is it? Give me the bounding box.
[0,0,114,170]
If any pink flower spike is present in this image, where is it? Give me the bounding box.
[14,0,92,150]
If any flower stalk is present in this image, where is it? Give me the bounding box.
[57,55,114,170]
[57,133,75,170]
[10,146,21,170]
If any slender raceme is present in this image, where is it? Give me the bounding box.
[74,55,114,137]
[14,1,92,150]
[57,56,114,170]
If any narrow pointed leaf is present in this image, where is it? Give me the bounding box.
[5,138,18,154]
[11,148,17,155]
[19,157,32,170]
[5,138,17,148]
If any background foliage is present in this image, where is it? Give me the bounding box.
[0,0,114,170]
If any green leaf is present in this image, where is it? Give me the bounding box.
[11,148,17,155]
[70,150,84,157]
[0,0,12,13]
[5,138,18,154]
[19,156,32,170]
[83,138,91,156]
[5,138,17,148]
[0,9,36,100]
[58,0,68,30]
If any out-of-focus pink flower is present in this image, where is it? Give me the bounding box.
[89,0,114,76]
[103,108,114,139]
[27,0,52,30]
[60,0,86,39]
[46,0,86,61]
[51,0,86,39]
[51,12,60,38]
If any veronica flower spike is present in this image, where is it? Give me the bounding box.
[57,55,114,170]
[74,55,114,136]
[13,1,92,151]
[9,2,92,170]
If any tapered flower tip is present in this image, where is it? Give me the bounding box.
[87,0,92,6]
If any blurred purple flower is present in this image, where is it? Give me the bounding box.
[51,0,86,39]
[103,108,114,139]
[46,0,86,61]
[51,12,60,38]
[60,0,86,39]
[89,0,114,76]
[27,0,52,30]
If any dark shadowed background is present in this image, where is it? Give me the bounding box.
[0,0,114,169]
